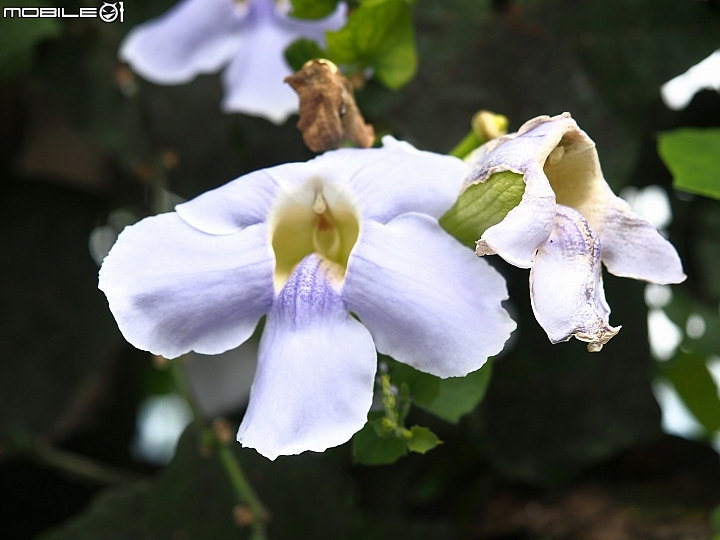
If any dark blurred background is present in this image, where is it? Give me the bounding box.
[2,0,720,538]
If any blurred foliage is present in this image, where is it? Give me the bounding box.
[0,178,120,437]
[1,0,720,537]
[0,0,62,83]
[661,351,720,433]
[36,426,359,540]
[658,128,720,200]
[287,0,419,89]
[290,0,341,20]
[326,0,418,89]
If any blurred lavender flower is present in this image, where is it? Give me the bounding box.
[119,0,346,124]
[465,113,685,351]
[98,138,516,459]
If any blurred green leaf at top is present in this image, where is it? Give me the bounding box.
[658,128,720,200]
[0,0,62,83]
[326,0,418,89]
[290,0,341,20]
[285,38,327,72]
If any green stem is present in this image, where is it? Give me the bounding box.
[448,130,483,159]
[218,445,268,540]
[169,359,268,539]
[32,444,147,486]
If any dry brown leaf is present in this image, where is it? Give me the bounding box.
[285,60,375,153]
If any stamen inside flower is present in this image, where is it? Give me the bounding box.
[270,179,360,291]
[542,132,606,229]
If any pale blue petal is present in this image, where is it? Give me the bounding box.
[529,205,620,351]
[175,168,281,235]
[221,0,347,123]
[599,200,686,285]
[237,254,376,460]
[343,213,516,378]
[178,141,466,235]
[313,137,467,223]
[119,0,246,85]
[98,213,274,358]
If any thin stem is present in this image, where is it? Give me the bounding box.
[169,358,269,539]
[448,130,482,159]
[1,428,146,486]
[32,444,147,486]
[218,445,268,540]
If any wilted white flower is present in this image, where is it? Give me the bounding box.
[465,113,685,351]
[99,137,516,459]
[119,0,346,124]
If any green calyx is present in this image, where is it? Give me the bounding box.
[440,170,526,248]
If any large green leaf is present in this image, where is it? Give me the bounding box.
[440,171,525,248]
[0,0,62,83]
[38,426,359,540]
[326,0,417,89]
[661,351,720,433]
[658,128,720,200]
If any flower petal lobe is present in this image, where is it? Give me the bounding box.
[237,254,377,459]
[98,213,275,358]
[119,0,246,85]
[599,201,686,285]
[343,213,516,378]
[530,205,620,351]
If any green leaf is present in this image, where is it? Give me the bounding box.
[662,351,720,433]
[290,0,340,19]
[658,128,720,200]
[407,426,442,454]
[285,38,328,72]
[663,289,720,359]
[711,504,720,534]
[392,362,441,406]
[392,359,494,424]
[326,0,418,89]
[39,426,359,539]
[353,415,407,465]
[439,171,525,248]
[422,361,494,424]
[0,0,62,82]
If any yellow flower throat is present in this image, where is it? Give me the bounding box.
[270,184,360,291]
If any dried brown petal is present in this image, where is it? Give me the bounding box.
[285,59,375,153]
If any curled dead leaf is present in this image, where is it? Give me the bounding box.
[285,59,375,153]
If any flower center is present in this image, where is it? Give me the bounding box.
[269,179,360,291]
[542,132,606,230]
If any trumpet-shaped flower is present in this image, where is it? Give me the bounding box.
[465,113,685,351]
[119,0,346,124]
[99,137,516,459]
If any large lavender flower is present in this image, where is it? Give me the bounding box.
[99,138,516,459]
[465,114,685,351]
[119,0,346,124]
